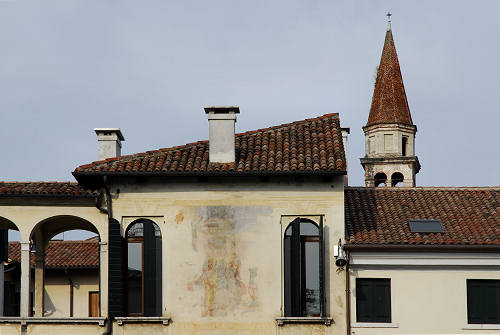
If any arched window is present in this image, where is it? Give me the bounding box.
[284,218,324,317]
[391,172,404,187]
[126,219,162,317]
[374,173,387,187]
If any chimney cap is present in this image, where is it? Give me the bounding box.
[204,106,240,114]
[94,128,125,141]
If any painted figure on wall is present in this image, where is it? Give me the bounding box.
[187,206,266,317]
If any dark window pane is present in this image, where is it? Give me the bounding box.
[356,278,391,323]
[467,280,500,324]
[305,241,320,316]
[284,219,321,317]
[127,242,142,315]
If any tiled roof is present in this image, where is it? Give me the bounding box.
[366,27,413,127]
[0,182,96,198]
[8,240,99,268]
[74,113,346,177]
[345,187,500,246]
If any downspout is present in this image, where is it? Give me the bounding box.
[345,250,351,335]
[102,175,113,335]
[66,270,73,317]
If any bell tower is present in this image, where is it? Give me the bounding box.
[360,15,420,187]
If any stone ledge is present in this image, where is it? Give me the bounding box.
[275,317,333,326]
[351,322,399,328]
[115,317,171,326]
[463,324,500,330]
[0,317,106,327]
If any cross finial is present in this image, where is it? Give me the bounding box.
[386,12,392,31]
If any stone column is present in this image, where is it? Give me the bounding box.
[34,251,45,317]
[20,242,31,317]
[99,241,108,317]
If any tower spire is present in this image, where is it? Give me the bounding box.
[366,16,413,127]
[360,19,420,188]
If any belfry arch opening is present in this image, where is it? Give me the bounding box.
[374,173,388,187]
[29,215,101,317]
[391,172,404,187]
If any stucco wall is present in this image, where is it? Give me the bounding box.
[44,270,99,317]
[350,266,500,334]
[111,176,346,335]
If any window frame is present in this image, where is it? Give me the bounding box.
[467,279,500,324]
[355,278,392,323]
[125,219,163,317]
[282,216,326,318]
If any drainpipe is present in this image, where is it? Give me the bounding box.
[102,175,113,335]
[345,250,351,335]
[66,270,73,317]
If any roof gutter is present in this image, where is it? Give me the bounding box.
[344,244,500,252]
[73,170,347,179]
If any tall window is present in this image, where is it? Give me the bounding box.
[402,136,408,156]
[467,279,500,324]
[126,219,162,316]
[356,278,391,323]
[283,218,324,317]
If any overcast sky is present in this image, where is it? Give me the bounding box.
[1,0,499,187]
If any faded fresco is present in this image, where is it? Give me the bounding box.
[187,206,271,317]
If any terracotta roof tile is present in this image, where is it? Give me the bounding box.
[74,113,346,176]
[366,27,413,127]
[8,240,99,268]
[0,182,96,198]
[345,187,500,246]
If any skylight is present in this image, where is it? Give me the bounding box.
[408,219,444,233]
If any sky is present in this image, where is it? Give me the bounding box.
[0,0,499,187]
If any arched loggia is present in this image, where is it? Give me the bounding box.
[29,215,101,317]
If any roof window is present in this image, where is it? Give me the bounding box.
[408,219,444,233]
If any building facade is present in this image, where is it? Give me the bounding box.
[0,20,498,335]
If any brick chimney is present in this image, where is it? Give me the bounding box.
[94,128,125,160]
[204,106,239,164]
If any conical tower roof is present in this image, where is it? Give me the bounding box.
[366,22,413,127]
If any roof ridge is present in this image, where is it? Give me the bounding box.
[76,113,341,168]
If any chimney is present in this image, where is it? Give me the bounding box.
[94,128,125,160]
[204,106,240,164]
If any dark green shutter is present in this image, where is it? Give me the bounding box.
[467,280,500,324]
[0,229,8,262]
[319,216,325,317]
[284,218,302,316]
[108,218,125,317]
[143,222,158,316]
[356,278,391,323]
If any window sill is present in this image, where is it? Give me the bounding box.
[115,317,171,326]
[276,317,333,326]
[0,317,106,327]
[351,322,399,328]
[463,324,500,330]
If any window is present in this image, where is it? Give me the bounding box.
[374,173,387,187]
[402,136,408,156]
[467,279,500,324]
[283,218,325,317]
[356,278,391,323]
[391,172,404,187]
[126,219,162,316]
[408,219,444,233]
